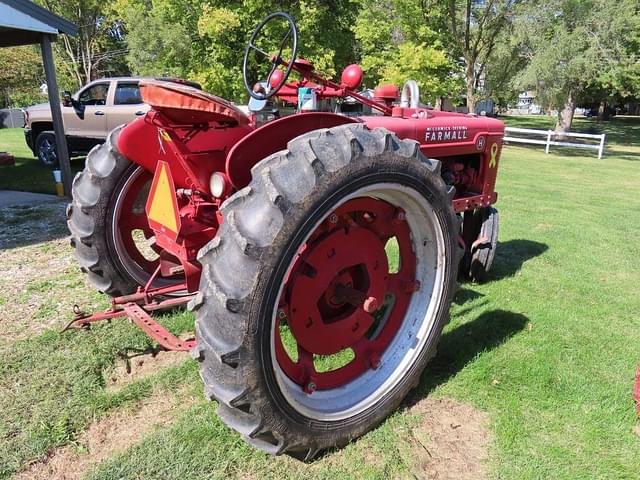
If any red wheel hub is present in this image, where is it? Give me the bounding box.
[275,197,419,391]
[288,227,388,355]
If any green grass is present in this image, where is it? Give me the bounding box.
[1,116,640,479]
[0,128,85,194]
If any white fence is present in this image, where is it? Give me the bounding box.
[503,127,606,159]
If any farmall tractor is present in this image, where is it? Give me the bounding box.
[66,13,503,459]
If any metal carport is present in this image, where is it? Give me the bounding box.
[0,0,77,197]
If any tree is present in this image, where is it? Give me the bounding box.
[354,0,460,104]
[0,46,44,108]
[515,0,640,132]
[437,0,521,113]
[114,0,360,101]
[39,0,128,87]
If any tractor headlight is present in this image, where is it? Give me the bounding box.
[209,172,226,198]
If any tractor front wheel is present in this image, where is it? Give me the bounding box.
[192,124,461,459]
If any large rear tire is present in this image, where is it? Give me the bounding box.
[192,124,461,459]
[67,126,182,297]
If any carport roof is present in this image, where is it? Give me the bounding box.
[0,0,77,47]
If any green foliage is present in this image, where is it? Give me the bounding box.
[114,0,359,101]
[0,46,44,108]
[515,0,640,112]
[354,0,460,103]
[36,0,130,86]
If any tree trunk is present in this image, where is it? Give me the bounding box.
[555,90,576,133]
[464,57,476,114]
[466,77,476,114]
[597,100,607,122]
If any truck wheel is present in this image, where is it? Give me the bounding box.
[67,126,183,297]
[468,207,499,282]
[192,124,461,460]
[35,131,58,167]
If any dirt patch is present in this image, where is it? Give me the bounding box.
[409,396,493,480]
[14,388,195,480]
[106,348,190,392]
[0,203,106,341]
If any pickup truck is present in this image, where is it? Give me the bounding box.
[24,77,200,167]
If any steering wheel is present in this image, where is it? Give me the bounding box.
[243,12,299,100]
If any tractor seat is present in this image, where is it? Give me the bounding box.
[139,80,249,126]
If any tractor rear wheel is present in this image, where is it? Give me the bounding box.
[67,126,183,297]
[192,124,461,459]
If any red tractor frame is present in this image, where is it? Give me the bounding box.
[67,12,504,458]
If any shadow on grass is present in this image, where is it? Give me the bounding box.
[0,202,70,249]
[454,287,484,305]
[412,309,529,399]
[488,239,548,281]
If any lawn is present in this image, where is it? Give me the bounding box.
[0,116,639,479]
[0,128,85,194]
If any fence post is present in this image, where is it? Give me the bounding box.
[545,130,552,154]
[598,134,605,159]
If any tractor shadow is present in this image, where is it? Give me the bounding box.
[484,239,548,282]
[0,201,70,249]
[411,309,529,400]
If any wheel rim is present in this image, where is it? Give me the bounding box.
[39,138,57,165]
[270,183,447,421]
[109,166,183,288]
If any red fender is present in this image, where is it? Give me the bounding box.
[225,112,359,188]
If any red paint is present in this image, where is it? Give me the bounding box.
[79,54,506,355]
[66,288,195,351]
[274,197,418,390]
[225,112,358,188]
[341,64,363,89]
[118,111,251,192]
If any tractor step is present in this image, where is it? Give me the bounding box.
[63,284,196,352]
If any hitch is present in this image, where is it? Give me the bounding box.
[64,266,196,352]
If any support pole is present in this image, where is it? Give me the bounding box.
[598,134,605,160]
[545,130,552,155]
[41,34,72,198]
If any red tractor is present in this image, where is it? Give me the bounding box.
[67,13,503,459]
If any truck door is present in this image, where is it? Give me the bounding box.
[108,81,149,131]
[65,82,109,139]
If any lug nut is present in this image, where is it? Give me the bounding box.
[402,280,421,294]
[304,382,317,394]
[363,296,379,313]
[329,213,338,224]
[370,354,381,369]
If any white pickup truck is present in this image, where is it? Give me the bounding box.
[24,77,200,167]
